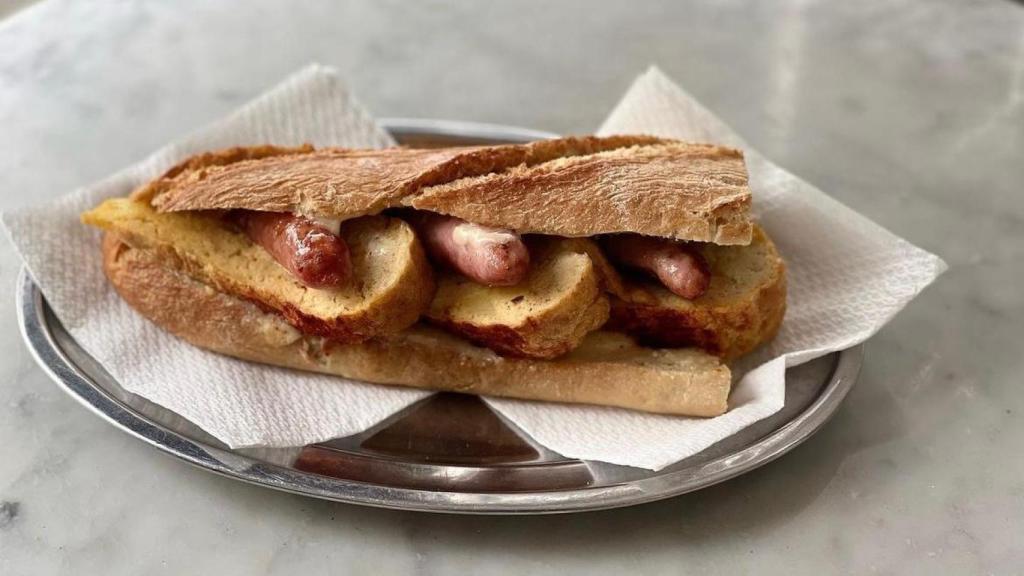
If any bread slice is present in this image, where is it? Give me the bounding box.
[607,226,786,360]
[83,199,434,343]
[147,136,753,245]
[409,141,752,244]
[424,237,609,359]
[147,137,665,217]
[102,233,731,416]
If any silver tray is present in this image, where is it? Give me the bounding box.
[16,118,862,515]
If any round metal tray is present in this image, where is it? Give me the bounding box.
[16,119,862,514]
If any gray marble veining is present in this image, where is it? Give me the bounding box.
[0,0,1021,574]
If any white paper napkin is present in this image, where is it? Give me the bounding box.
[3,64,946,470]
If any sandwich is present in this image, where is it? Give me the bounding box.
[81,136,785,417]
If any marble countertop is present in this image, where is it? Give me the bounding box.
[1,0,1021,573]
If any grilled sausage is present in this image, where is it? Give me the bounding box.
[601,234,711,299]
[235,211,351,289]
[409,212,530,286]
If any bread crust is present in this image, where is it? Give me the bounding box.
[102,234,731,417]
[148,136,753,245]
[410,141,751,245]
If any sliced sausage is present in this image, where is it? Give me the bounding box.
[408,212,530,286]
[600,234,711,299]
[235,211,351,289]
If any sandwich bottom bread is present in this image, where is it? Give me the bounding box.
[83,135,786,417]
[103,234,733,416]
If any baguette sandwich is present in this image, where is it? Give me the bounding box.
[82,135,785,417]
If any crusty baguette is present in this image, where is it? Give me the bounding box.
[408,141,751,245]
[425,237,609,359]
[607,226,786,360]
[148,136,753,245]
[83,198,434,343]
[147,137,665,217]
[102,234,732,416]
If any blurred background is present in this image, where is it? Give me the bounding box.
[0,1,1021,574]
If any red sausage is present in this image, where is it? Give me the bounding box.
[235,211,351,289]
[409,212,530,286]
[600,234,711,299]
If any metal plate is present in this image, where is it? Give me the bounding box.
[16,118,862,514]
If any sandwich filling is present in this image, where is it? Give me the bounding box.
[234,208,712,298]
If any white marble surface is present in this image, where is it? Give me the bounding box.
[0,0,1021,573]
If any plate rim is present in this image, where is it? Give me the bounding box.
[16,117,863,514]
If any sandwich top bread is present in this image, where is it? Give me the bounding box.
[82,135,786,417]
[146,136,753,244]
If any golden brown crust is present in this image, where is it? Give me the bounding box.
[606,226,787,360]
[411,142,752,245]
[147,136,753,245]
[149,146,482,219]
[102,234,731,417]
